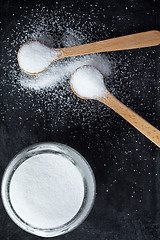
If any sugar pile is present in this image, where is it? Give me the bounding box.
[18,41,61,74]
[71,66,107,99]
[20,54,111,90]
[9,153,84,229]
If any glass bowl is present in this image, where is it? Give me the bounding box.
[1,142,96,237]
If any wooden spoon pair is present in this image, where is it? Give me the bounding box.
[18,30,160,147]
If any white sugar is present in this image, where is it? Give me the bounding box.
[71,66,107,99]
[9,153,84,229]
[18,41,60,74]
[19,54,111,91]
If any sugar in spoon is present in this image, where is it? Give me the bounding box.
[70,65,160,147]
[17,30,160,75]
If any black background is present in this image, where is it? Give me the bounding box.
[0,0,160,239]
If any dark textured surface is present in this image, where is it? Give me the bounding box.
[0,0,160,239]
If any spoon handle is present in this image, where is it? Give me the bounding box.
[62,30,160,57]
[99,92,160,147]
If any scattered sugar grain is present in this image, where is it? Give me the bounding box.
[2,7,114,124]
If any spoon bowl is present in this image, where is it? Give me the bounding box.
[17,30,160,75]
[70,65,107,100]
[17,40,63,75]
[70,65,160,148]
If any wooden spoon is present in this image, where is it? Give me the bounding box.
[18,30,160,75]
[70,65,160,148]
